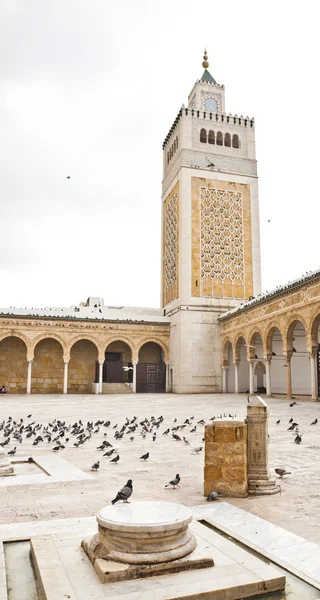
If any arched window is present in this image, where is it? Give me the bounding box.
[200,128,207,143]
[225,133,231,147]
[232,134,240,148]
[216,131,223,146]
[208,130,215,144]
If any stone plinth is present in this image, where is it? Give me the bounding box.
[247,396,280,495]
[0,452,14,477]
[204,421,248,497]
[82,501,213,583]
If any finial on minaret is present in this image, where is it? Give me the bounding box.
[202,49,209,69]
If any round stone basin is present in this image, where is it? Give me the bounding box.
[94,501,196,564]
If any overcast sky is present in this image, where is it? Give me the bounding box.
[0,0,319,309]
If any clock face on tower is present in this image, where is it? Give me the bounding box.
[205,98,218,112]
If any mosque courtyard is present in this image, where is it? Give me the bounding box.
[0,392,320,547]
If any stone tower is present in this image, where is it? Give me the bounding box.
[161,51,261,393]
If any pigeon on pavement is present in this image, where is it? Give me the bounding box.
[140,452,149,460]
[206,490,223,501]
[193,446,203,454]
[110,455,120,463]
[165,474,180,488]
[311,418,318,425]
[91,461,100,471]
[275,468,291,478]
[111,479,133,504]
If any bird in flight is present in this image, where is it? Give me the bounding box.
[66,175,71,179]
[267,219,271,223]
[205,156,215,168]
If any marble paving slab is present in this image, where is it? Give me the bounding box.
[0,455,92,487]
[193,502,320,590]
[29,520,285,600]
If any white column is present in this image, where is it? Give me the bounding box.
[63,360,69,394]
[310,352,318,401]
[222,366,228,393]
[234,362,239,393]
[249,361,254,394]
[99,360,104,394]
[132,361,137,393]
[27,359,33,394]
[266,358,271,396]
[165,363,170,393]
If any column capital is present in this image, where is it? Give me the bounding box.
[233,360,240,367]
[264,354,272,363]
[221,365,228,371]
[63,358,69,365]
[27,356,33,363]
[284,351,293,361]
[132,360,138,366]
[99,359,104,365]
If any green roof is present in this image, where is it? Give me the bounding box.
[200,69,216,84]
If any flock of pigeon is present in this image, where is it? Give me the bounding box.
[1,402,317,503]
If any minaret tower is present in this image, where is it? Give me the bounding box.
[161,51,261,393]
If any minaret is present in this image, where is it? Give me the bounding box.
[161,51,261,393]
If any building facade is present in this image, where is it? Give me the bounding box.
[0,52,319,398]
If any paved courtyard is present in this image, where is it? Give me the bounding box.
[0,393,320,544]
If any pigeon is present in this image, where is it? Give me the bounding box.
[294,434,302,444]
[172,433,181,441]
[287,423,298,431]
[183,437,190,445]
[311,418,318,425]
[162,428,169,435]
[206,490,223,501]
[27,414,32,418]
[165,474,180,488]
[7,447,16,456]
[91,461,100,471]
[289,418,293,423]
[197,419,205,425]
[103,449,114,457]
[110,455,120,463]
[193,446,203,454]
[66,175,71,179]
[276,420,280,424]
[275,468,291,478]
[111,479,133,504]
[289,402,298,407]
[140,452,149,460]
[52,445,61,452]
[152,432,156,441]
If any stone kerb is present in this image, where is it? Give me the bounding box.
[204,421,248,497]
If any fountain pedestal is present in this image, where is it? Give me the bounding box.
[82,501,213,583]
[0,452,14,477]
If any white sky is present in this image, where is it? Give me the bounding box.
[1,0,319,309]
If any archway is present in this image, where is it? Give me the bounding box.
[137,342,166,393]
[33,338,64,393]
[0,336,27,393]
[267,327,286,395]
[254,361,266,392]
[69,339,98,393]
[104,341,133,384]
[288,321,310,396]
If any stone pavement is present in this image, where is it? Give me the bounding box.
[0,393,319,544]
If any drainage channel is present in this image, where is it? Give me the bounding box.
[200,521,320,599]
[3,541,43,600]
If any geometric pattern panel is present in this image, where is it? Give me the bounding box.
[200,187,244,282]
[163,188,179,306]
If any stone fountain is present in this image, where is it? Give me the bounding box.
[82,500,213,583]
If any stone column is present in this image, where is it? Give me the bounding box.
[99,360,104,394]
[132,361,137,393]
[221,366,228,393]
[247,396,280,495]
[234,362,239,393]
[285,352,292,399]
[310,352,318,401]
[249,361,254,394]
[27,359,33,394]
[63,360,69,394]
[265,358,271,396]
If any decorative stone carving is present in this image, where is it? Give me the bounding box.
[247,397,280,495]
[0,452,14,477]
[200,187,244,283]
[163,192,178,298]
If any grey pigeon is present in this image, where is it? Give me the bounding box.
[165,474,180,488]
[111,479,133,505]
[206,490,222,501]
[193,446,203,454]
[91,461,100,471]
